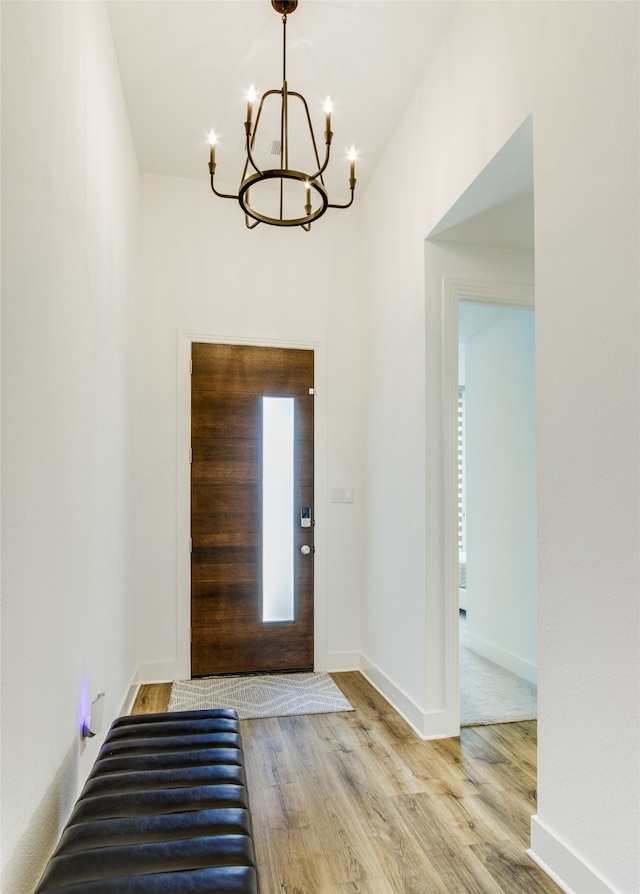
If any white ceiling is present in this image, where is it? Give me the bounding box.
[107,1,460,199]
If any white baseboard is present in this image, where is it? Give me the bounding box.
[529,816,617,894]
[358,653,457,740]
[119,681,140,717]
[135,660,184,685]
[321,651,360,673]
[463,630,537,684]
[114,667,145,718]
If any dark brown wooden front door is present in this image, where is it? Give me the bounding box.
[190,343,314,676]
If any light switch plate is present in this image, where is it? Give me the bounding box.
[331,487,353,503]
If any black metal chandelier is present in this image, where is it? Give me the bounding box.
[208,0,356,231]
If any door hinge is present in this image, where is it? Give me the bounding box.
[189,359,193,374]
[189,537,193,554]
[309,388,315,395]
[189,446,193,463]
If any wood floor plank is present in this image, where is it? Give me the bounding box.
[300,705,366,757]
[326,749,455,894]
[253,776,385,891]
[269,724,392,888]
[241,716,299,790]
[131,683,171,714]
[336,877,398,894]
[410,785,501,849]
[462,727,537,801]
[470,839,565,894]
[392,791,505,894]
[397,733,501,800]
[474,722,538,781]
[131,671,561,894]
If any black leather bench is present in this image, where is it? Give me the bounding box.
[34,709,259,893]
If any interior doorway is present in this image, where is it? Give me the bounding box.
[424,117,535,735]
[456,299,537,723]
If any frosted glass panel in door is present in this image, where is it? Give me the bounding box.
[262,396,294,622]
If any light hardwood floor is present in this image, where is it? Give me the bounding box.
[132,672,560,894]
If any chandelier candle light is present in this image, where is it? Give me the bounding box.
[208,0,357,231]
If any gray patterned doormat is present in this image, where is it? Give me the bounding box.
[168,671,353,720]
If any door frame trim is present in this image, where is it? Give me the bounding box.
[441,278,534,734]
[176,331,327,679]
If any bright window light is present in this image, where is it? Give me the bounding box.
[262,397,294,622]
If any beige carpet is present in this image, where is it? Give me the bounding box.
[460,614,537,726]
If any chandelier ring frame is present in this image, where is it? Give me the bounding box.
[238,168,329,227]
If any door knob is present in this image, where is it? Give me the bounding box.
[300,545,311,555]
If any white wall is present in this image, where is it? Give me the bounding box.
[359,2,639,892]
[0,3,139,891]
[134,173,364,681]
[464,307,537,683]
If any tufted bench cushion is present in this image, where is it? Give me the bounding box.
[34,709,259,893]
